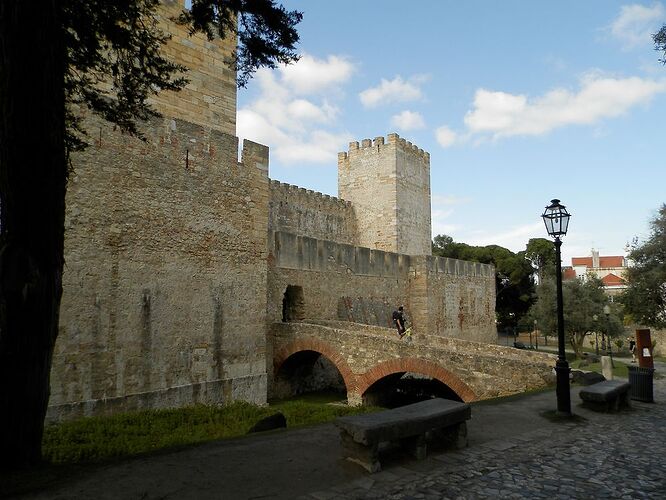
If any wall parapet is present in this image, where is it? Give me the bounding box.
[425,255,495,278]
[269,179,352,208]
[270,231,495,281]
[270,231,410,278]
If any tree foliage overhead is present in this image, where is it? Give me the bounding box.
[655,24,666,64]
[0,0,301,470]
[180,0,302,87]
[432,235,535,328]
[64,0,188,150]
[622,204,666,329]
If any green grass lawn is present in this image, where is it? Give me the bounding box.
[42,394,379,466]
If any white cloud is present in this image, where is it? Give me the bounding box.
[610,2,665,49]
[237,108,289,148]
[391,110,425,130]
[460,74,666,140]
[287,99,338,123]
[274,130,353,164]
[279,54,354,94]
[435,126,458,147]
[359,75,428,108]
[237,54,354,165]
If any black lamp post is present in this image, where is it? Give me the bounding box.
[542,199,572,416]
[604,304,614,367]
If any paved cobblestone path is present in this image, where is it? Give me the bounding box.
[12,360,665,500]
[302,366,666,500]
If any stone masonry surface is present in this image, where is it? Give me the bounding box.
[338,135,432,257]
[270,322,555,403]
[268,233,495,341]
[151,0,237,135]
[269,180,358,245]
[52,113,270,421]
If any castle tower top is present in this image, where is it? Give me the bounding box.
[149,0,237,135]
[338,133,432,256]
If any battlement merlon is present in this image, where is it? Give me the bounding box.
[269,179,352,208]
[337,133,430,165]
[241,139,269,172]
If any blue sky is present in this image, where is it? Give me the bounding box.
[235,1,666,265]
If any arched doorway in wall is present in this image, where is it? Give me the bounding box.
[282,285,305,322]
[272,350,346,401]
[362,372,463,408]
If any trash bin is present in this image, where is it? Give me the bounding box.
[628,365,655,402]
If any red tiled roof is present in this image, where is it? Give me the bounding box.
[602,273,625,286]
[571,256,625,268]
[599,256,624,267]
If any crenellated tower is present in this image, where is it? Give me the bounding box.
[338,133,432,256]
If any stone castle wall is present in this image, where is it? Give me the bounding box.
[268,232,495,341]
[50,114,270,421]
[268,180,358,245]
[417,257,496,343]
[49,1,499,420]
[268,231,409,327]
[338,134,431,256]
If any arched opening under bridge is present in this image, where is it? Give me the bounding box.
[272,350,346,401]
[362,372,463,408]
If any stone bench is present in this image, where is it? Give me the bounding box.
[579,379,631,412]
[334,398,471,473]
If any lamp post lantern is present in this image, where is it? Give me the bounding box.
[542,199,572,416]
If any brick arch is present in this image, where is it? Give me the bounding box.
[355,358,477,402]
[273,338,356,392]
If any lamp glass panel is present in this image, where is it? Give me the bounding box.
[560,213,570,234]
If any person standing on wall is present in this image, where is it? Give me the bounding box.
[392,305,407,338]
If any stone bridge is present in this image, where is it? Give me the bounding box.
[270,321,556,405]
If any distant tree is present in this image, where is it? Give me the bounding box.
[432,234,455,255]
[622,204,666,329]
[525,238,557,284]
[0,0,301,470]
[528,275,623,356]
[655,24,666,64]
[432,233,470,259]
[432,235,535,329]
[525,279,558,345]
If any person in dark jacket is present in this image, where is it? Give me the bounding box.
[392,305,406,338]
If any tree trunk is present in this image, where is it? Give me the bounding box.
[0,1,66,469]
